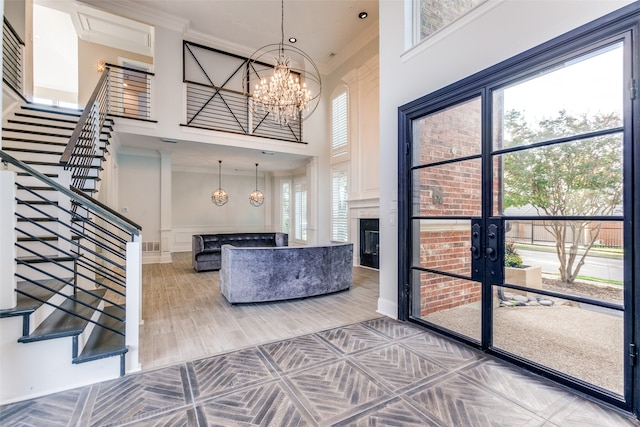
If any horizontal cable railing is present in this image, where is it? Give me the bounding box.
[183,41,304,143]
[105,63,154,121]
[3,16,24,97]
[1,150,141,337]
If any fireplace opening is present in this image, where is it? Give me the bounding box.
[360,219,379,269]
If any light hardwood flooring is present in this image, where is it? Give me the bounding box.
[139,251,381,370]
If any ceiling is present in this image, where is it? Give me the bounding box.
[124,0,379,71]
[46,0,379,173]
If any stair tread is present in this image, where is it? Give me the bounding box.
[24,160,102,169]
[14,112,79,125]
[17,172,58,177]
[17,217,57,222]
[19,289,107,342]
[17,255,77,264]
[2,137,68,147]
[2,147,64,155]
[75,305,127,363]
[0,278,72,318]
[7,119,76,131]
[2,128,72,138]
[21,105,82,117]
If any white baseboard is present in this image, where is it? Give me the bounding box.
[376,297,398,319]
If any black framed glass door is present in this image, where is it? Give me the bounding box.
[399,17,637,413]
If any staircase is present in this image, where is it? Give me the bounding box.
[0,101,141,404]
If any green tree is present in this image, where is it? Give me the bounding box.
[502,109,622,284]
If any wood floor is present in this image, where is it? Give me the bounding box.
[139,252,381,370]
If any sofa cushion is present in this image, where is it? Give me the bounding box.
[193,232,288,271]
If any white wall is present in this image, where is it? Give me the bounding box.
[171,169,270,251]
[117,153,161,243]
[377,0,635,319]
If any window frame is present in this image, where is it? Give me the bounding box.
[293,177,308,243]
[331,165,349,242]
[331,87,349,161]
[280,179,292,234]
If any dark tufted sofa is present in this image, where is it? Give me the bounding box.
[192,232,288,271]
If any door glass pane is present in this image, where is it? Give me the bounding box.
[493,42,623,150]
[413,97,481,166]
[502,219,623,306]
[413,219,472,277]
[412,159,482,217]
[494,135,623,217]
[413,271,481,342]
[493,286,624,395]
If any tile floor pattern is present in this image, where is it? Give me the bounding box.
[2,317,638,426]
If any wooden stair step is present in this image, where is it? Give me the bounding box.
[23,160,102,170]
[2,147,64,155]
[74,305,127,364]
[17,200,59,205]
[17,255,76,264]
[14,112,79,125]
[21,105,82,117]
[18,288,107,343]
[17,235,81,242]
[7,119,76,132]
[2,128,72,139]
[17,172,58,178]
[2,137,68,147]
[0,278,72,318]
[17,217,58,222]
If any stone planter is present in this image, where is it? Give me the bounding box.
[505,265,542,297]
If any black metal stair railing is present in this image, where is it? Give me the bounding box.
[3,16,25,97]
[104,63,155,121]
[1,150,141,340]
[61,63,155,191]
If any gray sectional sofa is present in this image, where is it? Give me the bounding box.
[192,232,288,271]
[220,242,353,303]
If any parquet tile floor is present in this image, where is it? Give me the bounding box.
[1,253,638,426]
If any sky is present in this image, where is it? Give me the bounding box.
[500,42,623,128]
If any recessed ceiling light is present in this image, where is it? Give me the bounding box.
[288,37,297,43]
[262,151,275,155]
[160,138,178,143]
[358,11,368,19]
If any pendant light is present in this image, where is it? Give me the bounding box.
[244,0,321,127]
[249,163,264,207]
[211,160,228,206]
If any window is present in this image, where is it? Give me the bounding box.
[414,0,487,44]
[331,169,348,242]
[294,178,307,241]
[281,180,291,234]
[331,91,348,158]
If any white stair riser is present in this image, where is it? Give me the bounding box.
[28,284,74,335]
[17,262,75,282]
[9,116,77,128]
[16,204,64,218]
[17,189,60,203]
[0,327,121,405]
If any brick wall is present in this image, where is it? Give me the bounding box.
[413,98,482,316]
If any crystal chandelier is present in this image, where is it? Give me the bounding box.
[247,0,321,127]
[249,163,264,207]
[211,160,228,206]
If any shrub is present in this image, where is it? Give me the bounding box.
[505,242,524,268]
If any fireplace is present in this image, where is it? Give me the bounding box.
[359,219,379,269]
